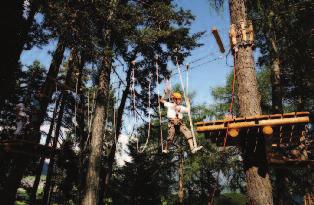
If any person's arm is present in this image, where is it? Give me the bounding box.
[179,106,189,113]
[159,96,165,104]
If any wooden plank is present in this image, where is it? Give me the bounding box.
[212,27,225,53]
[195,112,310,126]
[0,139,57,158]
[268,158,314,167]
[196,116,310,132]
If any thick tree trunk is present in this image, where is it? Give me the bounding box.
[81,54,112,205]
[178,149,184,204]
[81,2,117,204]
[42,49,76,205]
[0,38,65,205]
[0,0,38,106]
[269,38,290,205]
[266,15,292,205]
[29,96,61,205]
[229,1,274,205]
[101,59,134,201]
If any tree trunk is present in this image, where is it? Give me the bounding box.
[266,14,293,205]
[76,54,88,203]
[81,52,112,205]
[36,38,66,141]
[29,96,61,205]
[267,19,283,114]
[178,149,184,204]
[0,37,66,205]
[0,0,39,106]
[81,2,117,204]
[101,58,135,201]
[42,49,76,205]
[229,0,274,205]
[270,57,282,113]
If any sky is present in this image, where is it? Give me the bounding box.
[19,0,255,161]
[20,0,233,105]
[19,0,247,138]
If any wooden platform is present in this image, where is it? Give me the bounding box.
[195,112,311,146]
[0,139,58,158]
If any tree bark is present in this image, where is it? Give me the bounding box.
[29,96,61,205]
[267,17,283,114]
[270,57,283,113]
[101,56,135,201]
[178,149,184,204]
[265,11,292,205]
[42,49,76,205]
[80,2,117,205]
[0,37,66,205]
[36,38,66,141]
[76,53,88,203]
[229,0,274,205]
[0,0,39,106]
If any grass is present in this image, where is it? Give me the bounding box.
[215,193,248,205]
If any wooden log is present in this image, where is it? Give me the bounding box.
[247,20,254,43]
[212,27,225,53]
[229,24,237,47]
[196,116,310,132]
[0,140,57,158]
[262,126,273,137]
[195,112,310,126]
[268,158,314,167]
[228,128,239,137]
[240,21,247,41]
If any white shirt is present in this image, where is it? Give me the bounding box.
[164,102,189,120]
[16,103,27,118]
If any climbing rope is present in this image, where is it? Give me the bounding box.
[223,51,237,148]
[72,77,79,127]
[164,78,172,101]
[175,56,198,148]
[113,108,117,144]
[156,57,165,152]
[131,63,136,113]
[137,73,152,153]
[85,89,96,150]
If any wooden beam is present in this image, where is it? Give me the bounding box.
[195,112,310,126]
[268,158,314,167]
[212,27,225,53]
[196,116,309,133]
[0,139,57,158]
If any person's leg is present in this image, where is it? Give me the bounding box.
[14,120,23,136]
[179,123,194,151]
[164,122,175,152]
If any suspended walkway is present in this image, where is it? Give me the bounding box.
[196,112,314,166]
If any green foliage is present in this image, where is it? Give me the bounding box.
[215,193,248,205]
[248,0,314,110]
[211,68,272,118]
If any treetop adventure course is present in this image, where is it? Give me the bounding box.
[0,1,313,205]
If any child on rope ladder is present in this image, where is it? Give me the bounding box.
[13,101,29,137]
[159,92,203,154]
